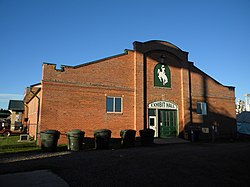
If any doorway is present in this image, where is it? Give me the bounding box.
[148,101,178,138]
[158,109,178,137]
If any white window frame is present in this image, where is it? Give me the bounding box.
[197,102,207,115]
[106,96,123,113]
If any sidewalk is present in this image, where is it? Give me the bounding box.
[0,170,69,187]
[154,137,190,144]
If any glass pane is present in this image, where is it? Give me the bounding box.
[173,111,177,126]
[202,103,207,115]
[115,98,122,112]
[106,97,114,112]
[149,118,155,126]
[197,103,202,114]
[148,109,156,116]
[159,110,163,126]
[166,111,170,126]
[169,111,173,126]
[163,111,167,127]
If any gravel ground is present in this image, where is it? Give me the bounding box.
[0,142,250,187]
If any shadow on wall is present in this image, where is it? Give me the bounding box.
[182,111,237,141]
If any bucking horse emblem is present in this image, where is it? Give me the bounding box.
[157,65,168,85]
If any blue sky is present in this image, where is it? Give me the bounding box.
[0,0,249,109]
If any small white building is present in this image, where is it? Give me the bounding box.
[8,100,24,130]
[245,94,250,111]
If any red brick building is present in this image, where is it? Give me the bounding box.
[24,40,236,142]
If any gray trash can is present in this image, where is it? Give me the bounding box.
[66,129,85,151]
[120,129,136,147]
[40,130,60,151]
[94,129,112,149]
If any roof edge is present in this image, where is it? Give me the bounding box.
[133,40,186,52]
[61,49,133,69]
[190,63,235,90]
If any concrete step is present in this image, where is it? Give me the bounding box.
[154,137,190,145]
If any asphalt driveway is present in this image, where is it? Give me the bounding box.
[0,142,250,187]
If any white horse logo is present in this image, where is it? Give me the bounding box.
[157,65,168,85]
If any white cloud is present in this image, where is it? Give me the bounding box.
[0,94,24,109]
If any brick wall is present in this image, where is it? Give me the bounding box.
[190,64,236,138]
[25,92,41,139]
[40,51,135,143]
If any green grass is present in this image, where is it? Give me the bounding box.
[0,136,137,154]
[0,135,40,154]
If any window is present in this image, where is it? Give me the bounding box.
[197,102,207,115]
[106,97,122,113]
[148,109,156,116]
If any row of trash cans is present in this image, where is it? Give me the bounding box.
[40,129,85,152]
[40,128,155,152]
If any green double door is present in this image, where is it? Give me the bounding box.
[158,109,178,137]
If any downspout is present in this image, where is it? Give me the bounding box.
[30,89,41,145]
[143,54,147,129]
[188,62,193,126]
[23,103,29,119]
[23,103,29,130]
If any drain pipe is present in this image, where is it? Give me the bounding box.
[143,54,147,129]
[188,62,193,126]
[23,103,29,131]
[30,89,41,145]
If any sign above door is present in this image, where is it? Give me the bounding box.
[148,101,177,110]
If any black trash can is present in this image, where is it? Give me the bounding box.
[184,130,189,140]
[40,130,60,151]
[66,129,85,151]
[120,129,136,147]
[139,129,155,146]
[94,129,112,149]
[190,130,200,142]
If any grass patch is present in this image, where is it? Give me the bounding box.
[0,135,40,154]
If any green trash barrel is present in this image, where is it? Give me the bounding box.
[40,130,60,151]
[66,129,85,151]
[120,129,136,147]
[139,129,155,146]
[94,129,112,149]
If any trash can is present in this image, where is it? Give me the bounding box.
[184,130,189,140]
[94,129,112,149]
[190,130,200,142]
[139,129,155,146]
[120,129,136,147]
[66,129,85,151]
[40,130,60,151]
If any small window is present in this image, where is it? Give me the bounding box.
[149,118,155,126]
[148,109,156,116]
[197,102,207,115]
[106,96,122,113]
